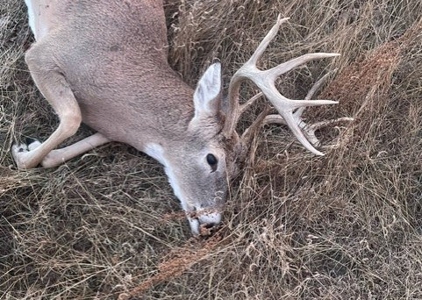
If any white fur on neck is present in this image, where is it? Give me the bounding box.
[144,143,188,209]
[24,0,37,39]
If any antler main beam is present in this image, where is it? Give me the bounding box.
[224,15,342,156]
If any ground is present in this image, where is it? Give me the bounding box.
[1,0,421,299]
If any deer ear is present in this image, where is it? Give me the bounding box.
[192,62,222,120]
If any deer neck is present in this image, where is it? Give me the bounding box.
[111,66,195,153]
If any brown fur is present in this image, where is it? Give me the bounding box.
[28,0,195,148]
[15,0,234,234]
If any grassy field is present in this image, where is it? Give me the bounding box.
[1,0,421,299]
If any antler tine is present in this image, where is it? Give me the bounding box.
[294,70,337,120]
[223,14,341,156]
[240,104,271,146]
[246,15,291,67]
[264,115,354,148]
[223,15,290,137]
[264,70,354,149]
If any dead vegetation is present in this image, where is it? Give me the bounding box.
[1,0,421,299]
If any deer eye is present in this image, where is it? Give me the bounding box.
[206,153,218,172]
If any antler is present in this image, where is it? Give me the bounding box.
[263,71,354,148]
[223,15,347,156]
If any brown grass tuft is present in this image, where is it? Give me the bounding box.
[120,232,223,298]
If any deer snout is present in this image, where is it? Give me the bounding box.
[198,211,222,227]
[197,211,222,236]
[188,209,222,236]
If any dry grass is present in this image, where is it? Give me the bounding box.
[1,0,422,299]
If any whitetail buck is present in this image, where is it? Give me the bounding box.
[14,0,351,235]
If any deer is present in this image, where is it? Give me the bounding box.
[13,0,352,235]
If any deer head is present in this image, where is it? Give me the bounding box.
[153,16,352,235]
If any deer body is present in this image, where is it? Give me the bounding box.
[26,0,194,145]
[15,0,350,235]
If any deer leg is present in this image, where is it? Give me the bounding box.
[12,47,82,169]
[37,133,111,168]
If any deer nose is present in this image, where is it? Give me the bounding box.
[198,211,222,227]
[196,211,222,236]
